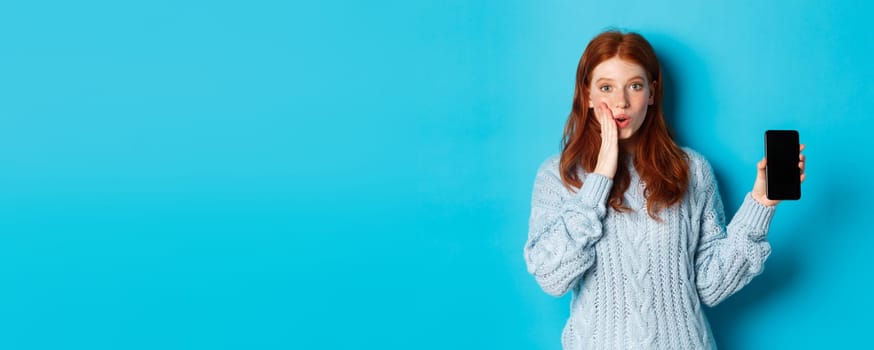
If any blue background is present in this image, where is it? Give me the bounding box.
[1,0,871,349]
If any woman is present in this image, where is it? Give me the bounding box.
[523,30,806,349]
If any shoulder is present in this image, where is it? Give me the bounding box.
[536,154,562,176]
[680,147,705,168]
[535,154,586,179]
[680,147,719,196]
[533,154,564,186]
[680,147,714,179]
[533,154,586,189]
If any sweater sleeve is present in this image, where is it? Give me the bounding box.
[692,157,776,307]
[523,159,612,297]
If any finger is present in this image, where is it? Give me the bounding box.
[598,102,617,134]
[600,101,614,118]
[599,102,615,124]
[595,103,609,124]
[800,144,806,152]
[800,173,806,183]
[799,154,806,162]
[799,161,805,172]
[757,158,767,170]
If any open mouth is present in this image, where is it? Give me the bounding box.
[614,114,631,128]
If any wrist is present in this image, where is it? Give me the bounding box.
[593,164,615,179]
[751,191,778,207]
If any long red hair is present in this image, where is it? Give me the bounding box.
[560,30,689,219]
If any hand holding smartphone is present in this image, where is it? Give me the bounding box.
[765,130,801,200]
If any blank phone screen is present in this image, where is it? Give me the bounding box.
[765,130,801,200]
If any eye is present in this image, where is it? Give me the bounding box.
[599,85,612,92]
[630,83,644,91]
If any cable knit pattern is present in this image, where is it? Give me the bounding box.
[524,148,775,350]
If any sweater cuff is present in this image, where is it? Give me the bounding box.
[575,173,613,208]
[734,193,776,234]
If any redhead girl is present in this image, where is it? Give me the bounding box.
[523,30,806,349]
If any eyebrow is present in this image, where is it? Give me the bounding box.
[595,76,646,83]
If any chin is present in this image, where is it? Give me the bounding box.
[618,132,640,142]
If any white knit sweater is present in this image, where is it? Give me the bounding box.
[524,148,775,349]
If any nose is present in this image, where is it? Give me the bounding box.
[613,89,630,109]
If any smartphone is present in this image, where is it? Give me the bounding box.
[764,130,801,200]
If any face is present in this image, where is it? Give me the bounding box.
[587,56,656,140]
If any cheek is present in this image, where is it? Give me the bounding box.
[633,94,650,114]
[588,92,602,106]
[633,106,648,127]
[633,93,650,105]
